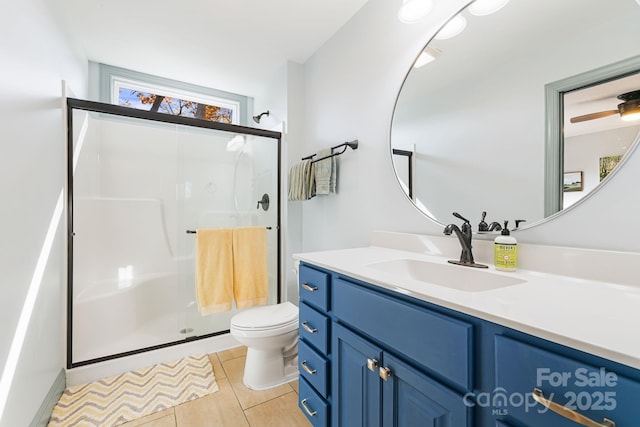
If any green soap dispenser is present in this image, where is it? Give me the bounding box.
[494,220,517,271]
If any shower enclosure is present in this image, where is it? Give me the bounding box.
[66,98,281,368]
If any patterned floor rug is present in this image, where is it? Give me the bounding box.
[48,353,219,426]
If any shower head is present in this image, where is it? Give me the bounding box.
[252,110,270,124]
[226,135,245,151]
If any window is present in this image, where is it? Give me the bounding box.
[97,63,250,125]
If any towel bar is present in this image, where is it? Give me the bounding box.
[186,227,273,234]
[301,140,358,164]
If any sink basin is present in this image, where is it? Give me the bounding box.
[366,258,526,292]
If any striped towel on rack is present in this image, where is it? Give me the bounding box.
[288,159,315,201]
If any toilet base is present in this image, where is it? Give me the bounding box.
[242,348,298,390]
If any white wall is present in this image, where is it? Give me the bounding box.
[564,126,640,209]
[299,0,640,254]
[0,0,87,425]
[283,63,306,303]
[254,61,306,304]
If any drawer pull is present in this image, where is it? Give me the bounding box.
[301,282,318,292]
[367,358,378,372]
[532,388,616,427]
[379,366,392,381]
[301,321,318,334]
[301,360,317,375]
[300,398,317,417]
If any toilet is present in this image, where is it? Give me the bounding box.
[230,301,299,390]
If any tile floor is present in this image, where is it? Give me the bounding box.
[120,346,312,427]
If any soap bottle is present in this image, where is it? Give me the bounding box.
[494,220,517,272]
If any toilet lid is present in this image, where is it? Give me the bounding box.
[231,302,298,331]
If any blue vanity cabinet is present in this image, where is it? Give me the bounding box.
[297,261,640,427]
[332,277,473,391]
[332,277,472,427]
[333,324,470,427]
[298,264,332,427]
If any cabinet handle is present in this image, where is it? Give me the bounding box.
[532,388,616,427]
[301,321,318,334]
[301,282,318,292]
[301,360,317,375]
[379,366,392,381]
[367,358,378,372]
[300,398,318,417]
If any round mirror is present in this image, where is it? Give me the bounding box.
[390,0,640,230]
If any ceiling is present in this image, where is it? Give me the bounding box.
[52,0,369,97]
[564,73,640,138]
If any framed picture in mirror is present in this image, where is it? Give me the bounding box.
[563,171,583,192]
[599,155,622,181]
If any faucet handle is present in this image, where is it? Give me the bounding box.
[452,212,470,223]
[478,211,489,232]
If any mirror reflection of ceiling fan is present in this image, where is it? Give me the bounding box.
[570,90,640,123]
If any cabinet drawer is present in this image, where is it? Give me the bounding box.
[299,339,329,398]
[495,335,640,426]
[333,278,473,390]
[299,264,330,311]
[299,376,329,427]
[299,302,330,354]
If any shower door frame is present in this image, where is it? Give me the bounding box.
[66,97,282,369]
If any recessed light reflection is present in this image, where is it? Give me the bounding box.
[398,0,434,24]
[434,14,467,40]
[469,0,511,16]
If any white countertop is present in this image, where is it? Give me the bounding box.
[294,235,640,370]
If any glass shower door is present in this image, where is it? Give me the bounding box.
[68,99,281,367]
[175,126,280,339]
[71,110,183,365]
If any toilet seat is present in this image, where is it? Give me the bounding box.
[231,302,298,335]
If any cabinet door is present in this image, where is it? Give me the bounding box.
[333,324,382,427]
[381,353,470,427]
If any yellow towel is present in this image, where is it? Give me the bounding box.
[195,228,234,315]
[232,226,268,309]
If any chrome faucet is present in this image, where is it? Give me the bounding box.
[487,221,503,232]
[443,212,488,269]
[478,211,502,232]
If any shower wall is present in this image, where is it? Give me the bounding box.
[69,104,280,366]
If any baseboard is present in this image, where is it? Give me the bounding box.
[30,369,65,427]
